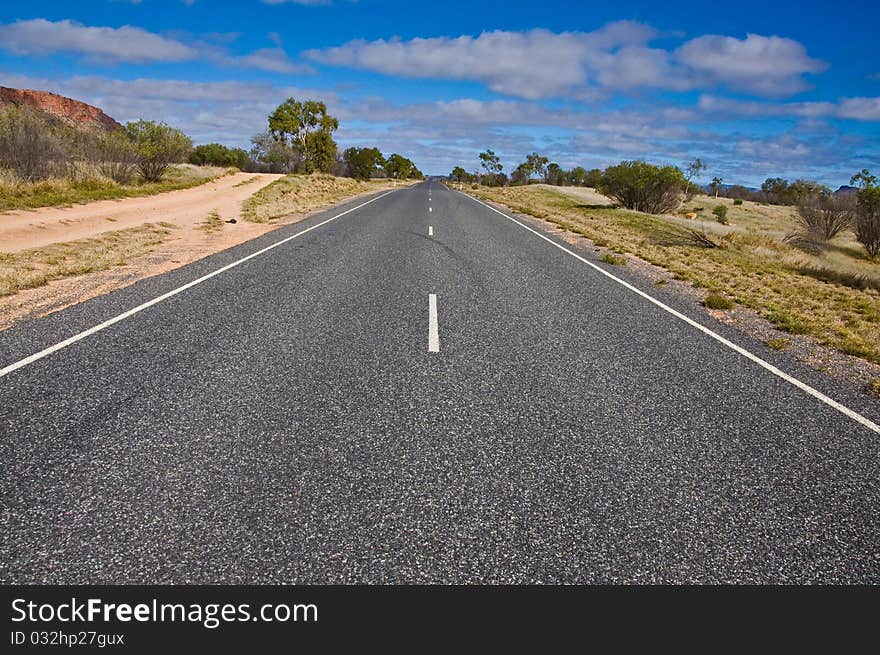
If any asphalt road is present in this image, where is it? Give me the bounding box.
[2,180,879,584]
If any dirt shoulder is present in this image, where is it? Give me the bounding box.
[0,172,281,252]
[0,176,398,329]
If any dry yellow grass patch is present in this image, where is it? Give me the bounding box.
[0,223,172,296]
[468,185,880,363]
[242,173,398,223]
[0,165,232,212]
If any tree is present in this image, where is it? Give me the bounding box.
[250,131,301,172]
[0,105,70,181]
[342,146,385,181]
[525,152,549,181]
[451,166,467,182]
[478,149,503,175]
[511,163,530,185]
[710,176,723,198]
[852,170,880,258]
[125,120,192,182]
[384,153,417,180]
[545,162,565,186]
[93,129,139,183]
[851,169,877,190]
[567,166,587,186]
[584,168,603,188]
[684,158,707,197]
[597,160,687,214]
[268,98,339,173]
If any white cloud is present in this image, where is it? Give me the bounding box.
[699,94,880,122]
[837,97,880,121]
[676,33,827,96]
[306,22,657,100]
[0,19,197,63]
[307,25,827,101]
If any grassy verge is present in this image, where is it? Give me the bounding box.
[0,165,232,212]
[0,223,172,296]
[242,173,393,223]
[465,185,880,363]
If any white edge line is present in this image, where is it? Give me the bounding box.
[458,190,880,435]
[428,293,440,353]
[0,190,398,379]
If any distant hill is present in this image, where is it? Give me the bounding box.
[0,87,122,132]
[834,185,858,195]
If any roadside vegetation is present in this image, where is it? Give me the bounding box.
[0,223,172,297]
[462,182,880,364]
[242,173,397,223]
[1,96,424,213]
[0,165,229,212]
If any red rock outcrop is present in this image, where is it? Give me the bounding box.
[0,87,122,132]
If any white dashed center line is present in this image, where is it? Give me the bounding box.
[428,225,433,236]
[428,294,440,353]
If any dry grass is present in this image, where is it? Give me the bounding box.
[467,185,880,363]
[242,173,397,223]
[198,210,224,234]
[0,223,171,296]
[0,165,232,212]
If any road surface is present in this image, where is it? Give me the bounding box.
[2,180,878,583]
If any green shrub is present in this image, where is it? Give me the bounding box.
[854,186,880,258]
[125,120,192,182]
[703,293,734,310]
[712,204,729,224]
[597,160,687,214]
[190,143,250,169]
[733,198,743,205]
[600,253,626,265]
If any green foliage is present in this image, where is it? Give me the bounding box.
[384,153,421,180]
[759,177,829,205]
[0,105,71,181]
[478,149,502,174]
[712,204,729,224]
[597,160,687,214]
[733,198,743,205]
[92,130,139,183]
[851,169,877,189]
[190,143,250,169]
[855,184,880,258]
[267,98,339,173]
[525,152,549,181]
[600,253,626,265]
[451,166,467,182]
[703,293,735,310]
[125,120,192,182]
[342,146,385,181]
[684,158,707,197]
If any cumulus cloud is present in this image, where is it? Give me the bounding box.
[676,33,827,96]
[699,94,880,122]
[837,97,880,121]
[306,21,658,100]
[0,18,197,63]
[306,25,827,100]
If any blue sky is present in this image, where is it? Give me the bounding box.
[1,0,878,186]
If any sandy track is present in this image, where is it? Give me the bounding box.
[0,172,282,253]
